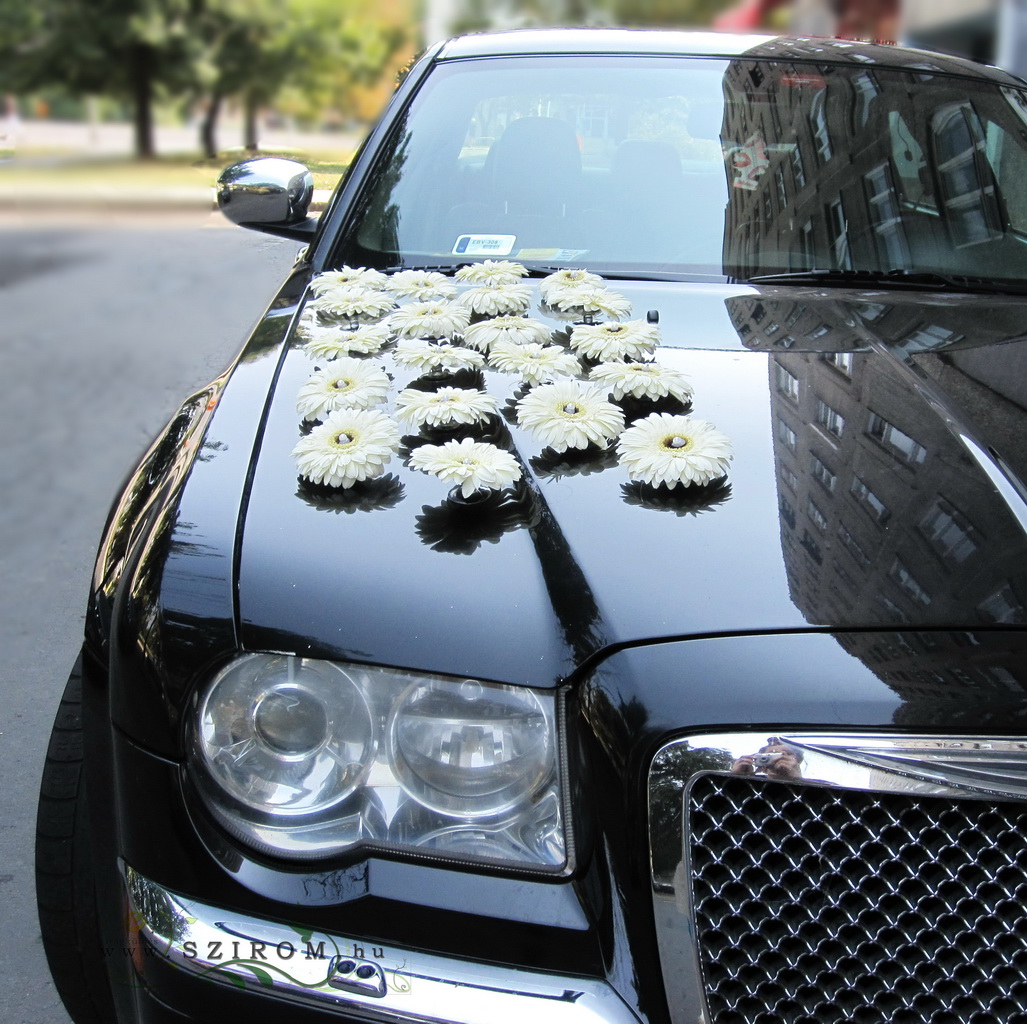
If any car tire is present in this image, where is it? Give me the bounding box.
[35,655,117,1024]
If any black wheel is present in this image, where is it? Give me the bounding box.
[35,656,117,1024]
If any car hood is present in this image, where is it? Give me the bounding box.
[236,281,1027,687]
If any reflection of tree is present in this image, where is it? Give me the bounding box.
[296,474,405,514]
[621,478,732,516]
[649,743,733,887]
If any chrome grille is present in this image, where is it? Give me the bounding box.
[688,775,1027,1022]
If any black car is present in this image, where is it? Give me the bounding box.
[37,28,1027,1024]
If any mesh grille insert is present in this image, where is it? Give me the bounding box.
[687,774,1027,1024]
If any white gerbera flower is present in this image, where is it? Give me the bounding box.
[409,437,522,497]
[589,361,693,403]
[395,387,499,429]
[389,301,471,340]
[490,341,581,387]
[303,323,391,360]
[312,287,397,321]
[393,340,485,373]
[292,408,401,488]
[458,283,533,317]
[455,260,528,285]
[310,267,388,293]
[516,380,625,452]
[550,284,632,320]
[296,359,391,421]
[571,320,659,362]
[462,315,552,352]
[617,413,734,488]
[387,270,457,301]
[539,268,605,304]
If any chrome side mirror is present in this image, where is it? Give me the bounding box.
[216,158,316,240]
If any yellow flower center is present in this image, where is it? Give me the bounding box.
[663,434,692,451]
[334,432,357,448]
[561,402,581,416]
[332,378,352,391]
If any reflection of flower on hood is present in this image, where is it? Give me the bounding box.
[291,408,401,488]
[393,340,485,374]
[310,267,388,293]
[455,260,528,286]
[458,283,533,317]
[549,284,631,320]
[389,301,471,340]
[395,387,499,429]
[516,380,625,452]
[462,315,552,352]
[617,413,734,488]
[490,341,581,387]
[538,268,605,305]
[571,320,659,362]
[312,287,397,321]
[589,361,693,403]
[409,437,522,497]
[387,269,457,301]
[303,323,391,360]
[296,358,391,421]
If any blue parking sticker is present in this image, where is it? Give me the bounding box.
[452,234,517,256]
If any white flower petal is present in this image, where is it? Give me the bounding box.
[571,320,659,362]
[516,380,625,452]
[393,341,485,373]
[454,260,528,285]
[458,283,533,316]
[302,323,392,359]
[589,361,693,402]
[387,270,457,301]
[550,284,632,320]
[538,269,605,304]
[395,387,499,428]
[296,359,391,421]
[292,408,401,488]
[462,315,553,352]
[490,341,581,387]
[617,413,734,488]
[389,301,471,340]
[310,267,388,293]
[409,437,522,497]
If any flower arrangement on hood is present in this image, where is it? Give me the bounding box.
[290,260,733,504]
[571,319,659,362]
[589,360,693,403]
[490,341,581,387]
[387,269,457,301]
[292,408,401,488]
[516,380,625,452]
[303,323,392,360]
[395,387,499,429]
[616,413,734,488]
[393,340,485,374]
[409,437,522,498]
[310,267,388,293]
[455,260,529,286]
[389,301,471,340]
[296,359,391,421]
[462,315,553,352]
[459,282,533,317]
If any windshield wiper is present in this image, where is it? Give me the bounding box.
[745,268,1027,295]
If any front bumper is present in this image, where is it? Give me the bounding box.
[124,866,639,1024]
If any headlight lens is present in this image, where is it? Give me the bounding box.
[189,655,567,872]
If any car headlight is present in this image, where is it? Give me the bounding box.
[188,655,568,872]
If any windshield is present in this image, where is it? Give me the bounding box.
[339,54,1027,284]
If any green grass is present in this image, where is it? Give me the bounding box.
[0,149,352,192]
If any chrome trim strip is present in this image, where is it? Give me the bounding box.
[123,865,639,1024]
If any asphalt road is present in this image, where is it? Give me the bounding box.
[0,218,298,1024]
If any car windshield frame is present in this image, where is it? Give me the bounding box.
[330,52,1027,288]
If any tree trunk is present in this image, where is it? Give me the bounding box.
[130,44,155,160]
[243,93,259,152]
[200,91,223,160]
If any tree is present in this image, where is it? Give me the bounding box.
[197,0,406,158]
[2,0,203,158]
